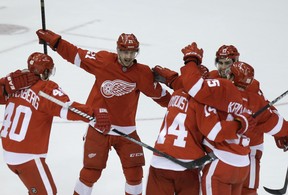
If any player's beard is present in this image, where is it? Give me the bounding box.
[119,57,135,68]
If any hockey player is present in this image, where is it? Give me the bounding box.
[180,43,288,194]
[180,44,257,195]
[153,44,288,194]
[36,29,171,195]
[0,52,111,195]
[211,45,263,195]
[146,67,256,195]
[153,42,288,194]
[198,44,288,195]
[211,45,239,78]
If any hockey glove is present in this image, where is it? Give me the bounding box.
[90,108,111,135]
[234,113,257,135]
[36,29,61,51]
[181,42,203,65]
[199,65,209,79]
[274,136,288,152]
[4,69,40,95]
[152,65,179,88]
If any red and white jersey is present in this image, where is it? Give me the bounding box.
[151,89,245,170]
[56,40,171,135]
[210,69,287,147]
[180,63,244,115]
[0,80,93,165]
[209,70,265,149]
[201,109,251,167]
[180,64,255,166]
[209,69,262,95]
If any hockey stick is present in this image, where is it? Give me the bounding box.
[38,90,217,169]
[263,167,288,195]
[40,0,48,54]
[253,89,288,118]
[112,129,217,169]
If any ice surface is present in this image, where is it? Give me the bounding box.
[0,0,287,194]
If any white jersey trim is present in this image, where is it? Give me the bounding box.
[188,78,204,97]
[151,88,167,99]
[205,159,219,195]
[125,182,142,195]
[207,122,222,141]
[60,101,73,120]
[108,125,136,135]
[3,149,47,165]
[74,53,81,67]
[74,179,93,195]
[267,114,283,136]
[247,143,263,188]
[35,158,54,195]
[250,143,264,152]
[248,149,257,188]
[150,154,194,171]
[203,139,249,167]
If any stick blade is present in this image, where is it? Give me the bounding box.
[185,152,217,169]
[263,186,285,195]
[263,167,288,195]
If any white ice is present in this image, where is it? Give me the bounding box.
[0,0,287,194]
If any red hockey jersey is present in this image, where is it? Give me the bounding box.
[0,80,93,165]
[56,40,171,135]
[180,63,244,115]
[151,89,244,170]
[210,69,288,146]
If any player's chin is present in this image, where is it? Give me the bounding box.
[123,60,134,67]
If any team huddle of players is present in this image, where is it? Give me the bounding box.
[0,29,287,195]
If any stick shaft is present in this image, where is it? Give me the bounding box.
[253,90,288,118]
[40,0,48,54]
[38,91,195,168]
[38,91,94,120]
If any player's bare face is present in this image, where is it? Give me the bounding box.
[117,50,138,67]
[216,58,233,78]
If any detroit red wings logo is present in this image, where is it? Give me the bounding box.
[101,79,136,98]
